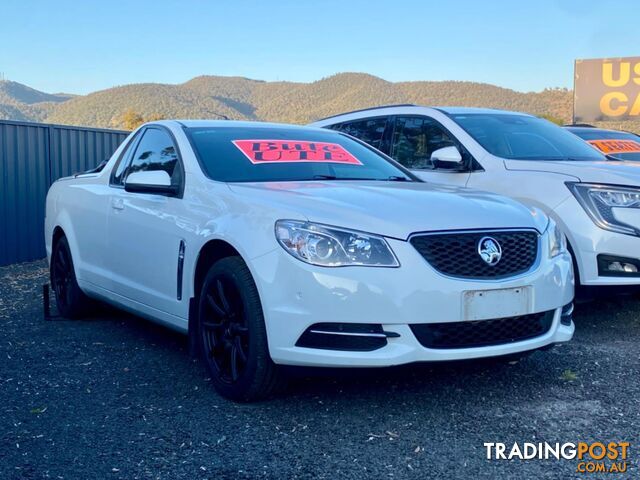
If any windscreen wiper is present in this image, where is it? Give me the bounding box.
[311,175,411,182]
[386,176,410,182]
[311,175,373,181]
[312,174,339,180]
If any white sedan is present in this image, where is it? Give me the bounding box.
[45,120,574,401]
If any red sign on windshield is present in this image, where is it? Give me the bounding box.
[233,140,363,165]
[588,139,640,154]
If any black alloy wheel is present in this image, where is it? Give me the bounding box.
[197,256,285,401]
[201,274,250,383]
[52,244,72,310]
[50,236,90,318]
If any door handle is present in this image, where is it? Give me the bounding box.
[111,198,125,210]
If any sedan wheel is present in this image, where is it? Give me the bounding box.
[197,256,285,401]
[201,276,250,383]
[50,236,90,318]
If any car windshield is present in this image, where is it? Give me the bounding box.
[450,113,606,161]
[186,126,415,182]
[568,129,640,161]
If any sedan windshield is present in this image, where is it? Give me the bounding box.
[450,113,606,161]
[186,126,415,182]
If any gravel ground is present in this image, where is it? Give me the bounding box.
[1,260,639,480]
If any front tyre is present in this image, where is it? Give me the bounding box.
[50,236,91,319]
[197,256,285,402]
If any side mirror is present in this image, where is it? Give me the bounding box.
[431,146,464,170]
[124,170,178,196]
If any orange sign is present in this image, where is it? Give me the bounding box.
[588,139,640,154]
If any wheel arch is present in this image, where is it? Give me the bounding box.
[192,239,245,302]
[565,239,582,286]
[52,225,66,245]
[50,226,67,283]
[545,204,583,286]
[188,238,247,358]
[48,209,84,282]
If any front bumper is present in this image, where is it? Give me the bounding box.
[250,237,574,367]
[555,195,640,286]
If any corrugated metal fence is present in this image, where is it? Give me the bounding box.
[0,120,129,266]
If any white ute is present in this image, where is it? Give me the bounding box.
[45,120,574,401]
[312,106,640,292]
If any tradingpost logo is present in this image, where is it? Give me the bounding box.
[484,442,632,474]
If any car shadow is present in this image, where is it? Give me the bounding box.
[76,292,640,405]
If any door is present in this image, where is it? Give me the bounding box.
[389,116,471,187]
[106,126,186,317]
[62,135,145,288]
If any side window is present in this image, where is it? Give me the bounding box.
[127,128,182,186]
[391,117,457,169]
[333,118,388,150]
[111,132,142,186]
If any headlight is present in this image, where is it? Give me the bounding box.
[567,183,640,236]
[546,218,567,258]
[275,220,399,267]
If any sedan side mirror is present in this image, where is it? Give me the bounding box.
[431,146,464,170]
[124,170,179,196]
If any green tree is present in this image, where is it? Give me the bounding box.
[118,108,145,130]
[539,114,565,126]
[145,112,166,122]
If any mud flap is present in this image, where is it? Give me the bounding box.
[43,284,61,321]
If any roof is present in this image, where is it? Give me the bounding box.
[436,106,532,116]
[316,104,418,122]
[313,104,533,124]
[153,119,328,133]
[565,126,611,134]
[565,125,640,137]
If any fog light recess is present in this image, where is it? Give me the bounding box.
[295,323,399,351]
[597,255,640,277]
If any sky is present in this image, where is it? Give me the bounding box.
[1,0,638,95]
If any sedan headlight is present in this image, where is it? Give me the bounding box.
[275,220,399,267]
[546,217,567,258]
[567,183,640,236]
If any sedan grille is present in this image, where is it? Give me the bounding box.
[410,230,538,279]
[410,311,554,349]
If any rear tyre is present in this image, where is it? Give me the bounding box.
[197,256,286,402]
[50,236,91,319]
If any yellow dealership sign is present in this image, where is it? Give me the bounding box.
[574,57,640,122]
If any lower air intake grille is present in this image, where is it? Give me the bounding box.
[410,311,554,349]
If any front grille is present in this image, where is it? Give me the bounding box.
[410,230,538,279]
[410,311,554,349]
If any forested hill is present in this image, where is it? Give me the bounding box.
[1,74,637,133]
